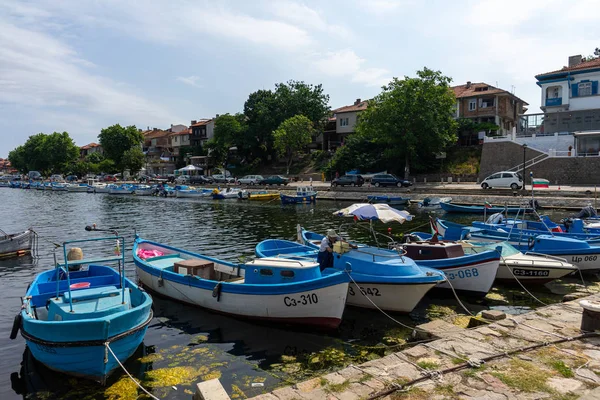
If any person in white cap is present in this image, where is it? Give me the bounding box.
[317,229,356,270]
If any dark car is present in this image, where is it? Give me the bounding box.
[65,175,78,182]
[211,174,235,184]
[331,174,364,187]
[260,175,289,186]
[190,175,214,185]
[371,174,411,187]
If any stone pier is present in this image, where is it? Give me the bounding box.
[247,294,600,400]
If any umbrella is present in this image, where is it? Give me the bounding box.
[178,165,202,171]
[333,203,413,224]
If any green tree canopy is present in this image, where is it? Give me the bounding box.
[8,132,78,175]
[98,124,144,172]
[85,152,104,164]
[354,68,458,178]
[273,114,313,174]
[206,114,245,168]
[243,80,330,162]
[122,147,145,176]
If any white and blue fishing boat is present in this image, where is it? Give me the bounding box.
[475,214,600,237]
[256,238,445,312]
[108,184,134,195]
[11,233,153,383]
[176,188,213,198]
[417,197,452,209]
[133,236,349,329]
[66,183,90,192]
[51,182,68,191]
[211,187,242,200]
[133,184,156,196]
[298,228,499,297]
[280,186,317,204]
[367,195,410,206]
[434,218,600,272]
[0,181,10,188]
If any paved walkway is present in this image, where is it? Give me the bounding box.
[249,294,600,400]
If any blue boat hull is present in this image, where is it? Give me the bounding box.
[280,193,317,204]
[367,195,409,205]
[440,202,532,214]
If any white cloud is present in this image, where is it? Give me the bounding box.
[313,49,390,87]
[176,76,203,89]
[361,0,413,15]
[270,1,352,39]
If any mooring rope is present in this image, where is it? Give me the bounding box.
[105,342,160,400]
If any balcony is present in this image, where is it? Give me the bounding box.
[518,109,600,136]
[545,97,562,107]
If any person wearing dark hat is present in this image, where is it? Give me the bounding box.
[317,229,357,271]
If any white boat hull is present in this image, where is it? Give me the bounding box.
[51,186,67,191]
[136,267,348,328]
[67,186,89,192]
[109,188,133,195]
[496,253,576,283]
[435,259,498,295]
[0,230,32,256]
[345,281,437,312]
[134,189,154,196]
[176,191,210,198]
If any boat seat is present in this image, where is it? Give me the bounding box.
[223,276,244,283]
[48,286,130,321]
[147,255,185,269]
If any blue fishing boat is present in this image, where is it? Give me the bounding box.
[367,195,410,206]
[440,202,532,214]
[11,233,153,383]
[472,216,600,241]
[298,228,499,296]
[434,218,600,272]
[133,237,349,329]
[280,186,317,204]
[255,238,446,312]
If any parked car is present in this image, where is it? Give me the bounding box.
[101,174,117,182]
[371,174,411,187]
[50,174,64,182]
[65,175,78,182]
[237,175,264,185]
[212,174,235,184]
[28,171,42,181]
[190,175,214,185]
[165,174,176,183]
[480,171,523,190]
[259,175,289,186]
[331,174,364,187]
[175,175,190,184]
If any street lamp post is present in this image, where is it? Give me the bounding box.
[522,143,528,191]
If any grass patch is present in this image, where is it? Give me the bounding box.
[490,358,552,393]
[416,360,439,370]
[426,304,456,320]
[434,384,455,396]
[549,360,574,378]
[451,357,465,365]
[391,387,429,400]
[462,364,487,378]
[319,377,328,387]
[325,380,351,393]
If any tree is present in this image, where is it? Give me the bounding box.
[356,68,458,178]
[325,132,384,179]
[121,147,145,176]
[8,146,27,173]
[273,115,313,174]
[86,152,104,164]
[8,132,78,175]
[98,124,144,173]
[206,114,244,168]
[243,81,330,163]
[97,159,117,174]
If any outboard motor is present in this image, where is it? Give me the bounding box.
[528,199,541,210]
[574,205,598,219]
[485,212,504,225]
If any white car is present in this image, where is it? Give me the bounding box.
[175,175,190,184]
[237,175,264,185]
[481,171,523,190]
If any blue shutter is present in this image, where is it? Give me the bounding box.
[592,81,599,95]
[572,84,579,97]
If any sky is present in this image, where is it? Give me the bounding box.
[0,0,598,157]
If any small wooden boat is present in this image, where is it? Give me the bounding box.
[133,237,349,329]
[367,195,410,206]
[212,188,241,199]
[0,229,34,258]
[175,188,212,198]
[280,186,317,204]
[12,236,153,383]
[66,183,90,192]
[417,197,452,209]
[248,192,280,201]
[440,202,532,214]
[256,239,446,313]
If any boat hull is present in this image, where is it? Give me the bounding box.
[23,315,151,383]
[345,281,436,312]
[440,202,532,214]
[109,188,133,195]
[280,193,317,204]
[367,196,409,206]
[176,191,211,198]
[496,258,575,284]
[136,267,346,329]
[67,186,90,192]
[432,259,498,296]
[0,230,33,258]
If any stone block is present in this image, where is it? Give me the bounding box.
[249,395,278,400]
[322,372,346,386]
[271,386,305,400]
[562,292,589,302]
[578,387,600,400]
[481,310,506,321]
[194,379,231,400]
[403,345,430,358]
[577,368,600,384]
[546,377,584,394]
[413,320,465,340]
[467,316,489,328]
[295,377,321,392]
[477,327,503,337]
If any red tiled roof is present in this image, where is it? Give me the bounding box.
[451,82,528,105]
[191,119,212,127]
[332,100,369,114]
[80,142,101,150]
[537,57,600,78]
[170,128,192,136]
[143,129,171,139]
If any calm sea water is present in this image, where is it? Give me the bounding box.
[0,189,574,399]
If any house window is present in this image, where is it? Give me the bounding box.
[579,82,592,97]
[468,100,476,111]
[340,118,349,127]
[479,97,495,108]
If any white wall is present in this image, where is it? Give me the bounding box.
[336,111,359,133]
[514,133,574,154]
[206,120,215,140]
[541,70,600,112]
